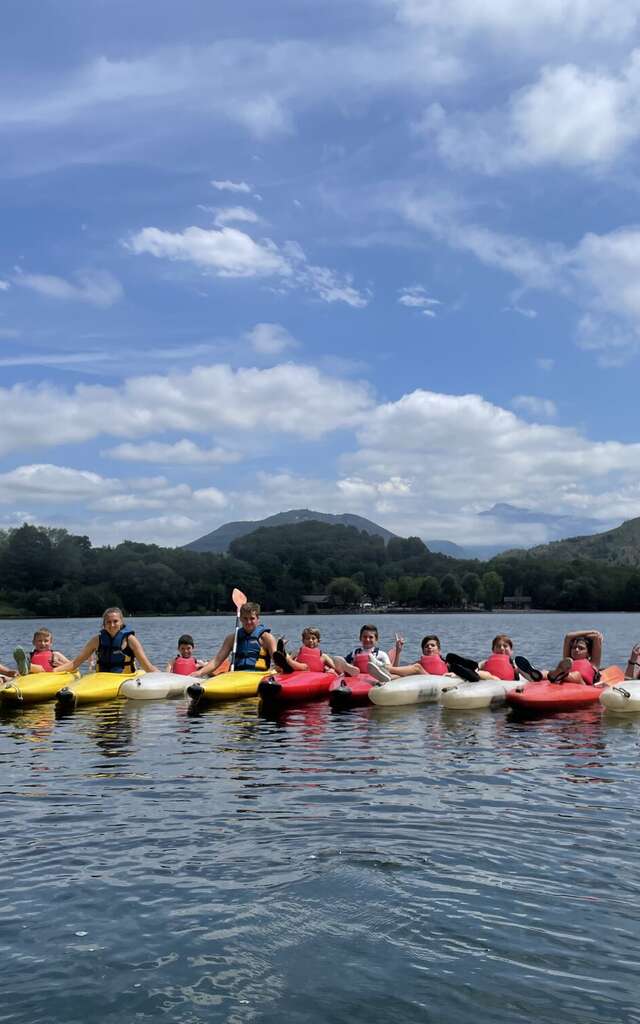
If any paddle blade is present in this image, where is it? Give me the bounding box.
[232,588,247,611]
[599,664,625,684]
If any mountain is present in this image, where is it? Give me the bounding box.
[524,515,640,567]
[184,508,398,553]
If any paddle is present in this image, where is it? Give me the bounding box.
[230,588,247,672]
[598,664,625,685]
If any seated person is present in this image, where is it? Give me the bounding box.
[546,630,602,685]
[272,626,357,676]
[191,601,276,676]
[166,634,205,675]
[367,634,453,682]
[16,628,69,674]
[346,624,397,675]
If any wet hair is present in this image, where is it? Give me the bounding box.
[33,628,52,643]
[491,634,513,651]
[102,606,124,624]
[359,624,379,639]
[571,635,593,655]
[178,634,195,647]
[240,601,261,617]
[302,627,321,641]
[421,634,441,651]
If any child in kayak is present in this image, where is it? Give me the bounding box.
[367,635,483,683]
[165,634,205,675]
[192,601,277,676]
[346,624,399,675]
[545,630,603,684]
[272,626,359,675]
[15,628,69,674]
[55,607,159,674]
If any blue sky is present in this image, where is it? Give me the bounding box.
[2,0,640,551]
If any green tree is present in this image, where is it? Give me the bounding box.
[482,571,504,610]
[327,577,364,607]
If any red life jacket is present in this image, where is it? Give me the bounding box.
[295,646,325,673]
[30,649,54,672]
[483,653,517,681]
[172,655,198,676]
[571,658,596,684]
[420,654,447,675]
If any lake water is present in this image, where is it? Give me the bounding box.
[2,612,640,1024]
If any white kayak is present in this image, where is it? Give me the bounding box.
[599,680,640,714]
[368,673,449,706]
[119,672,188,700]
[439,679,516,710]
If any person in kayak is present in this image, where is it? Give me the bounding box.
[165,633,205,675]
[55,607,159,674]
[191,601,277,676]
[345,624,398,675]
[272,626,359,675]
[545,630,603,684]
[17,628,69,674]
[367,635,481,683]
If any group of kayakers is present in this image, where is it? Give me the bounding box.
[1,601,639,684]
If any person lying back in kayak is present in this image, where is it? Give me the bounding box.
[367,634,455,682]
[165,633,205,675]
[54,606,159,674]
[543,630,602,685]
[191,601,277,676]
[272,626,359,676]
[16,627,69,674]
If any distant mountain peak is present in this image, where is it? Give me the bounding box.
[183,508,397,553]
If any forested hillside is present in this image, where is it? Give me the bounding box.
[2,520,640,616]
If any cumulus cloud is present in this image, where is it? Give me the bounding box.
[421,53,640,173]
[105,440,242,464]
[0,361,373,457]
[14,269,123,307]
[126,224,369,306]
[212,206,262,227]
[246,323,298,355]
[0,464,110,504]
[398,285,441,311]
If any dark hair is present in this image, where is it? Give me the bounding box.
[178,634,195,646]
[571,635,593,655]
[359,624,379,639]
[421,634,441,651]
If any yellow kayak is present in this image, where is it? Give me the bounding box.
[186,670,269,704]
[0,671,79,707]
[56,671,144,708]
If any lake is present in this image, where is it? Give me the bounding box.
[2,612,640,1024]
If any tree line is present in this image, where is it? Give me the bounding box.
[1,520,640,617]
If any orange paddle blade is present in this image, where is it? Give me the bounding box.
[213,658,231,676]
[232,588,247,611]
[599,665,625,684]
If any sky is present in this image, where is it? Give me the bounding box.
[2,0,640,553]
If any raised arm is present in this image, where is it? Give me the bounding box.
[562,629,603,667]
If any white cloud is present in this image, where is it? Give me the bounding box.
[398,285,441,310]
[212,206,261,227]
[0,464,113,504]
[105,440,242,464]
[0,361,373,457]
[0,280,10,291]
[210,180,252,193]
[511,395,558,420]
[127,224,369,306]
[14,269,123,307]
[246,323,298,356]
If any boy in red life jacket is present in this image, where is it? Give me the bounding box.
[477,634,522,681]
[24,628,69,673]
[367,634,454,682]
[545,630,602,685]
[345,623,396,676]
[272,626,358,675]
[165,633,205,676]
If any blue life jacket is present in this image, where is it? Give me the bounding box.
[233,625,271,671]
[97,626,136,673]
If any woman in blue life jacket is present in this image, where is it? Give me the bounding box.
[54,607,159,674]
[191,601,277,677]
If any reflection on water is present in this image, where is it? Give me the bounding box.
[2,614,640,1023]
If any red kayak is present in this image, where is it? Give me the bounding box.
[328,674,376,708]
[258,670,337,704]
[507,680,603,713]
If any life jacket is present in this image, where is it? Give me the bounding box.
[420,653,447,675]
[347,646,383,674]
[172,655,198,676]
[295,645,325,673]
[483,653,518,681]
[233,625,271,671]
[30,649,54,672]
[97,626,136,673]
[571,658,597,685]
